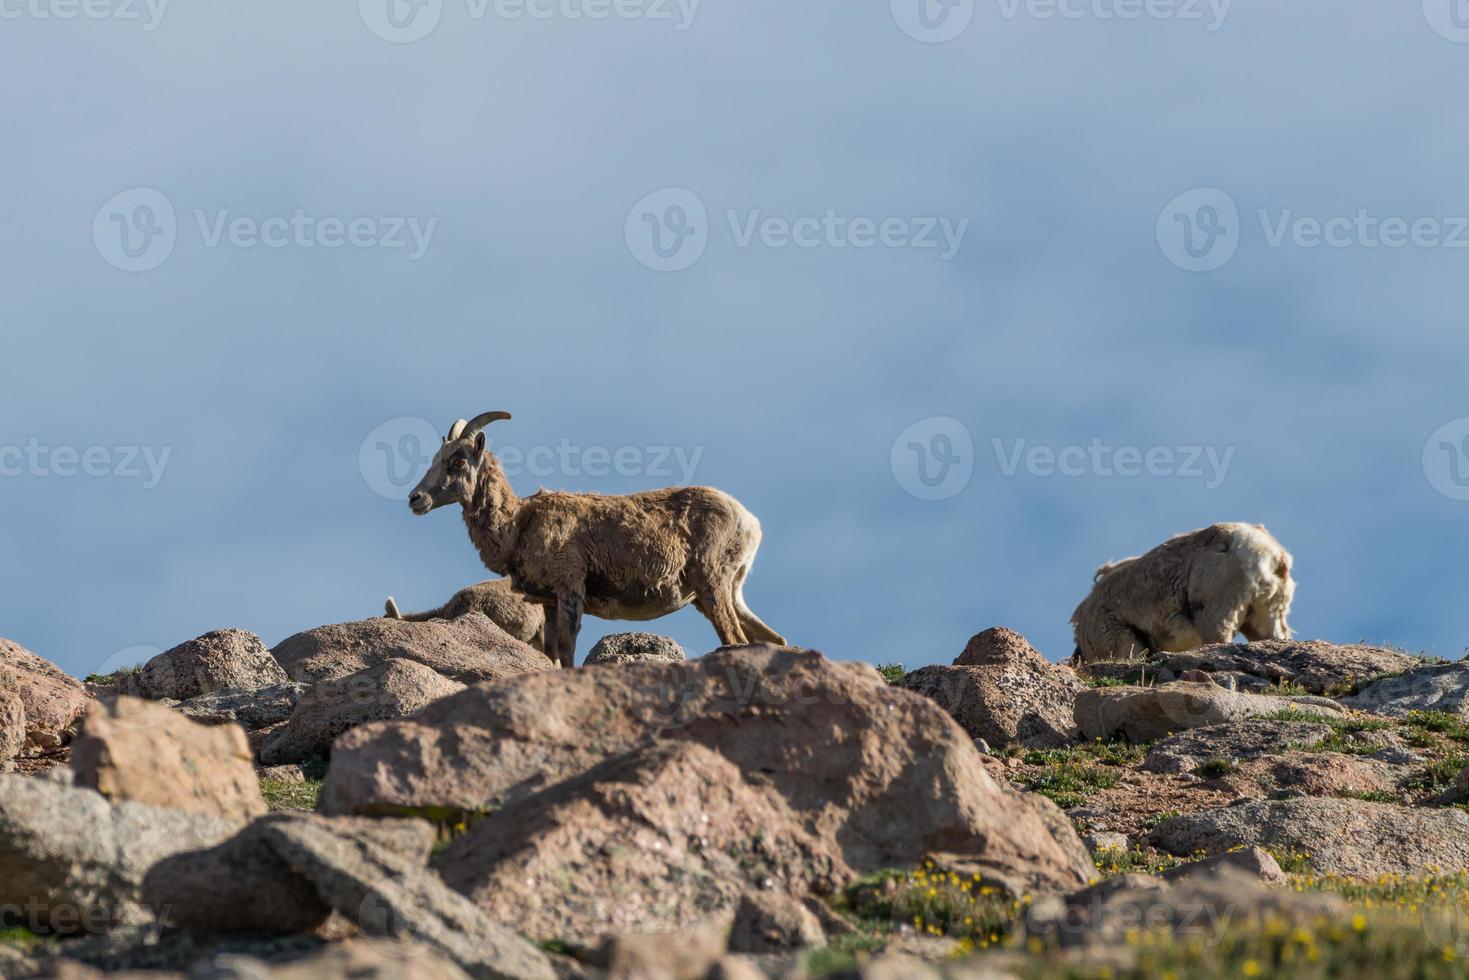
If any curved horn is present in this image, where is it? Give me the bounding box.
[462,411,512,435]
[445,419,469,441]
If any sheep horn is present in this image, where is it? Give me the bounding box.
[463,411,512,435]
[446,419,469,441]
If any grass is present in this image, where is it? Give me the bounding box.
[1407,754,1469,796]
[1404,710,1469,743]
[1023,738,1149,768]
[1090,845,1184,876]
[1199,757,1235,778]
[259,757,328,812]
[1019,760,1120,809]
[875,663,905,685]
[0,927,52,952]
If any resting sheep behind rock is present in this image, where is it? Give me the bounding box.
[1071,523,1295,663]
[385,577,546,653]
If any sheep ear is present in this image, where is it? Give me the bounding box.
[474,430,487,454]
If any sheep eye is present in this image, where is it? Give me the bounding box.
[451,458,467,471]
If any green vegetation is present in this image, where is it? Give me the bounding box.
[1090,845,1183,876]
[1018,760,1119,809]
[875,663,906,685]
[0,927,52,952]
[259,757,328,812]
[1199,757,1235,778]
[1023,738,1149,768]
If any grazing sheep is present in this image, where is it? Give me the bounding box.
[1070,523,1295,663]
[404,411,786,668]
[384,578,546,652]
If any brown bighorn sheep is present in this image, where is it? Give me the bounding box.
[405,411,786,667]
[1070,522,1295,663]
[384,579,546,652]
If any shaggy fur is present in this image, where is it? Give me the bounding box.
[407,413,786,667]
[1071,523,1295,663]
[384,578,546,653]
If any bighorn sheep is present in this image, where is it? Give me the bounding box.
[1070,522,1295,663]
[384,578,546,652]
[405,411,786,667]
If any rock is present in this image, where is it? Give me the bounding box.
[271,614,551,686]
[0,686,24,771]
[1342,661,1469,719]
[1073,682,1343,743]
[256,815,556,980]
[0,637,90,751]
[1238,751,1397,800]
[1083,832,1129,852]
[395,578,546,652]
[1161,846,1286,884]
[1036,861,1340,947]
[705,956,768,980]
[593,916,731,980]
[205,939,475,980]
[174,683,308,731]
[71,696,266,823]
[729,891,825,953]
[259,661,464,766]
[1150,798,1469,877]
[133,630,289,701]
[0,774,238,931]
[584,632,687,666]
[1142,720,1333,775]
[1151,640,1427,696]
[899,628,1081,749]
[38,933,458,979]
[257,764,309,784]
[141,813,435,935]
[325,646,1094,923]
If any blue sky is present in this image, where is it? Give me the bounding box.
[4,1,1469,678]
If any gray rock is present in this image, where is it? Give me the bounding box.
[0,686,23,771]
[142,813,436,935]
[583,632,687,666]
[900,628,1081,749]
[0,775,237,931]
[260,661,464,766]
[728,891,824,954]
[1343,661,1469,719]
[174,684,308,731]
[1074,682,1343,744]
[1150,798,1469,877]
[1083,832,1129,852]
[1161,846,1286,885]
[256,816,555,980]
[1151,640,1428,696]
[134,630,289,701]
[1142,720,1333,775]
[272,615,551,687]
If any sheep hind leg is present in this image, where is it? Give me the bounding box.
[732,566,785,645]
[694,590,747,647]
[1192,601,1246,646]
[551,595,584,669]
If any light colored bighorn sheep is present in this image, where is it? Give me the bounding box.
[384,578,546,652]
[1070,522,1295,663]
[405,411,786,667]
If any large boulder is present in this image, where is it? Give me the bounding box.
[1141,719,1334,775]
[0,687,23,771]
[0,637,90,751]
[0,775,238,931]
[1141,640,1428,696]
[271,614,551,686]
[1074,681,1343,743]
[71,696,266,823]
[260,660,465,766]
[142,813,436,934]
[1342,661,1469,719]
[131,629,288,701]
[900,627,1081,749]
[325,645,1094,940]
[1150,798,1469,877]
[584,631,687,666]
[173,682,308,731]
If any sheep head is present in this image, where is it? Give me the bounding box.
[408,411,511,516]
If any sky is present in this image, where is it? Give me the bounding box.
[4,0,1469,679]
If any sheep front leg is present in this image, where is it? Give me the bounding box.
[551,594,583,669]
